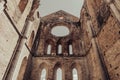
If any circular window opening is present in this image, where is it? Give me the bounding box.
[51,26,70,37]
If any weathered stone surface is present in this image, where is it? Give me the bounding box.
[0,0,40,80]
[80,0,120,80]
[0,0,120,80]
[104,40,120,80]
[0,12,18,80]
[30,57,87,80]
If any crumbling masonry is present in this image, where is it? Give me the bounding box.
[0,0,120,80]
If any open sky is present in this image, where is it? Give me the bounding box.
[39,0,84,17]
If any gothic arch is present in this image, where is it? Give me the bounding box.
[53,62,64,80]
[38,62,48,80]
[46,38,55,45]
[18,0,28,13]
[45,39,56,55]
[67,39,73,55]
[70,62,82,80]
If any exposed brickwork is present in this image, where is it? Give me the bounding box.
[80,0,120,80]
[104,40,120,80]
[30,57,87,80]
[0,0,120,80]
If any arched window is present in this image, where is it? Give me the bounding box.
[56,68,62,80]
[72,68,78,80]
[47,45,51,55]
[40,69,46,80]
[69,44,73,55]
[18,0,28,13]
[58,45,62,54]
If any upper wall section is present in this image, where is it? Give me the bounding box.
[80,0,120,80]
[33,10,86,57]
[42,10,79,23]
[4,0,33,33]
[0,0,40,79]
[0,9,19,80]
[4,0,40,34]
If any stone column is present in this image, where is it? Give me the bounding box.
[73,41,79,56]
[87,20,107,80]
[91,39,106,80]
[5,20,33,80]
[63,43,68,56]
[37,39,45,56]
[51,44,56,56]
[47,67,54,80]
[64,62,72,80]
[86,20,107,80]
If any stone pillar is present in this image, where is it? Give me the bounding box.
[5,20,33,80]
[86,20,107,80]
[37,39,45,56]
[63,43,68,56]
[51,44,56,56]
[86,21,93,38]
[64,63,72,80]
[73,41,79,56]
[81,41,86,56]
[47,67,54,80]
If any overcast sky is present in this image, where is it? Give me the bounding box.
[39,0,84,17]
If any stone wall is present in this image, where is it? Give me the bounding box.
[0,0,40,80]
[30,57,88,80]
[80,0,120,80]
[31,10,105,80]
[0,0,120,80]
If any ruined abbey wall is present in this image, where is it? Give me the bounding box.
[0,0,40,80]
[80,0,120,80]
[0,0,120,80]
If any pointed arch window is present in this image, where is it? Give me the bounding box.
[40,69,46,80]
[69,44,73,55]
[18,0,28,13]
[58,45,62,54]
[56,68,62,80]
[72,68,78,80]
[47,45,51,55]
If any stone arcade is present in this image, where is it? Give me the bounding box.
[0,0,120,80]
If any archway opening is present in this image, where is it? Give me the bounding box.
[40,69,47,80]
[69,44,73,55]
[56,68,62,80]
[58,44,62,54]
[72,68,78,80]
[47,45,51,55]
[51,26,70,37]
